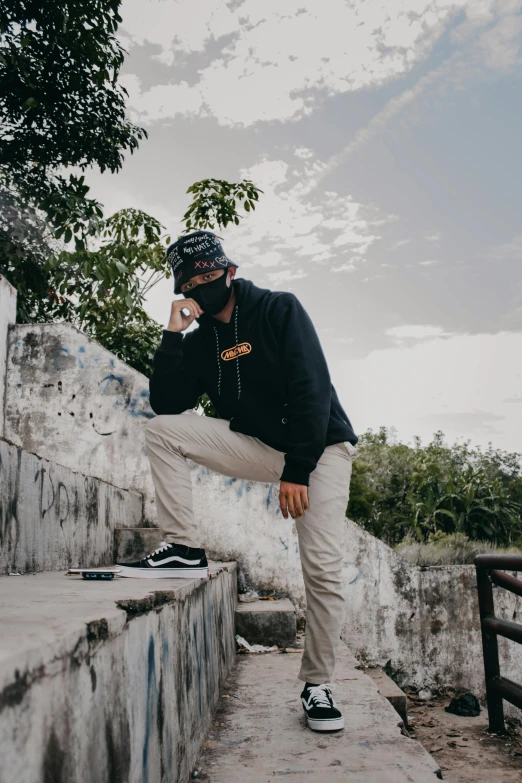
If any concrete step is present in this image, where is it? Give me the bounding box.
[365,666,409,726]
[235,598,297,648]
[196,644,444,782]
[0,563,237,783]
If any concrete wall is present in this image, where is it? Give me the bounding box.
[0,438,142,574]
[342,520,522,703]
[115,470,522,701]
[0,565,237,783]
[0,276,17,438]
[4,323,156,517]
[3,314,521,703]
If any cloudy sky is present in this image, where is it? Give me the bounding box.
[86,0,522,454]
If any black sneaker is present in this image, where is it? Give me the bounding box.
[117,542,209,579]
[301,683,344,731]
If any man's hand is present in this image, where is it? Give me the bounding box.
[279,481,309,520]
[166,298,204,333]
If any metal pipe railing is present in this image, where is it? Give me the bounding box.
[475,553,522,733]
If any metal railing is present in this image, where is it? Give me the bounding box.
[475,554,522,733]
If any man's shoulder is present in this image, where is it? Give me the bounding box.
[265,289,300,311]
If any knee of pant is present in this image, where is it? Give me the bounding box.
[303,563,343,591]
[145,414,181,444]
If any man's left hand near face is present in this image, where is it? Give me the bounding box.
[279,481,309,520]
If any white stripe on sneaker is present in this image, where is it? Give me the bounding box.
[147,555,202,567]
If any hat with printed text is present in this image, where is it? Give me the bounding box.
[167,231,238,294]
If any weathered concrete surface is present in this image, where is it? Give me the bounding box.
[365,667,409,726]
[235,598,297,647]
[0,276,17,438]
[113,509,522,704]
[0,563,237,783]
[196,643,443,782]
[0,437,142,575]
[114,526,164,563]
[3,318,520,702]
[342,520,522,708]
[4,322,156,517]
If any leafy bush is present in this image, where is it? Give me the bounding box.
[347,427,522,547]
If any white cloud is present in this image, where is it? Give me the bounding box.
[118,0,515,127]
[385,324,454,342]
[294,147,314,159]
[338,330,522,452]
[216,155,390,281]
[267,269,308,285]
[313,2,522,181]
[419,259,440,266]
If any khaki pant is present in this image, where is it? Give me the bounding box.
[145,412,356,684]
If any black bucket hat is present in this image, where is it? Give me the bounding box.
[167,230,238,294]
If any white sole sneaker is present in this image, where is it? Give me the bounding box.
[117,566,210,579]
[307,716,345,731]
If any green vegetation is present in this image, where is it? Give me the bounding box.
[0,3,262,378]
[347,427,522,548]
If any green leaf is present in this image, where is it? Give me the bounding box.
[22,97,38,110]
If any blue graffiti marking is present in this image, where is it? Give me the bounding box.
[100,373,125,393]
[279,537,289,551]
[266,484,273,509]
[342,561,362,585]
[76,345,86,369]
[128,389,154,419]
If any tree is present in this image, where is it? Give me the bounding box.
[39,176,263,378]
[0,0,146,318]
[183,178,262,231]
[0,3,263,382]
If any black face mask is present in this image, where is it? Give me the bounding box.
[184,272,233,315]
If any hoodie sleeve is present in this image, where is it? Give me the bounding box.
[149,330,205,415]
[274,294,332,487]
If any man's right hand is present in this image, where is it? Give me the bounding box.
[166,298,204,333]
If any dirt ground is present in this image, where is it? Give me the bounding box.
[404,691,522,782]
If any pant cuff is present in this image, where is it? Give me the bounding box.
[164,534,201,548]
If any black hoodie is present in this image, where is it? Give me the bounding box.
[149,278,358,486]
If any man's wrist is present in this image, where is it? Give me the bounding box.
[280,464,311,487]
[159,329,184,354]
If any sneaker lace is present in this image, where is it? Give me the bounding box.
[308,684,336,708]
[149,541,171,557]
